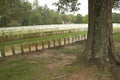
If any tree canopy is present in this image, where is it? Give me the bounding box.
[0,0,64,27]
[53,0,120,13]
[0,0,89,27]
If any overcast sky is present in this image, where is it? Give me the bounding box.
[28,0,119,16]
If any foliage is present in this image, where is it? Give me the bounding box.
[75,14,83,23]
[53,0,80,13]
[82,15,88,23]
[67,14,76,23]
[112,13,120,23]
[0,0,119,27]
[0,0,63,27]
[112,0,120,9]
[8,20,20,27]
[53,0,120,14]
[0,0,86,26]
[33,0,39,9]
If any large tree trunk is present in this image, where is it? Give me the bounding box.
[84,0,117,66]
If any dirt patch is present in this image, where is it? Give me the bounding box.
[64,43,79,50]
[47,53,77,69]
[111,66,120,80]
[69,71,94,80]
[114,42,120,47]
[28,50,56,58]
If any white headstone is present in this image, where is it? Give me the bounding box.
[37,41,43,50]
[79,35,82,41]
[0,50,2,58]
[69,36,72,43]
[30,42,36,51]
[14,44,21,54]
[55,39,59,46]
[44,41,48,49]
[61,39,64,46]
[23,43,30,53]
[49,40,54,48]
[65,38,69,44]
[4,46,13,56]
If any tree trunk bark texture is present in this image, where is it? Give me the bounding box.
[84,0,116,66]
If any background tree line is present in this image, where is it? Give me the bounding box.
[0,0,119,27]
[112,13,120,23]
[0,0,89,27]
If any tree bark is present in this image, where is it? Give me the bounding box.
[84,0,117,66]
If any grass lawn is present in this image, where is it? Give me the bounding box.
[0,42,117,80]
[113,33,120,42]
[0,42,112,80]
[0,33,120,80]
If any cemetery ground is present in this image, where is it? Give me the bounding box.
[0,33,120,80]
[0,31,86,49]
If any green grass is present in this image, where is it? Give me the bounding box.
[0,41,84,80]
[0,56,52,80]
[113,33,120,42]
[0,31,86,49]
[0,41,112,80]
[113,33,120,53]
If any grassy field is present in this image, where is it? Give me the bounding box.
[0,42,112,80]
[0,33,120,80]
[114,33,120,42]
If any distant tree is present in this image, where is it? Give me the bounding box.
[52,11,62,24]
[0,0,22,27]
[82,14,88,23]
[0,15,9,27]
[67,14,76,23]
[112,13,120,23]
[61,14,69,24]
[75,14,83,23]
[0,0,33,27]
[21,1,32,26]
[8,20,20,27]
[0,0,65,27]
[33,0,39,9]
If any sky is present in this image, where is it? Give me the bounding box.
[28,0,120,16]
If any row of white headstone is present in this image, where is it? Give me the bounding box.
[0,35,87,58]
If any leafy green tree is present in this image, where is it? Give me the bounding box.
[0,0,22,27]
[52,12,62,24]
[75,14,83,23]
[0,0,33,27]
[82,14,88,23]
[67,14,76,23]
[8,20,20,27]
[61,14,69,24]
[20,1,32,26]
[112,13,120,23]
[0,15,9,27]
[33,0,39,9]
[0,0,70,27]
